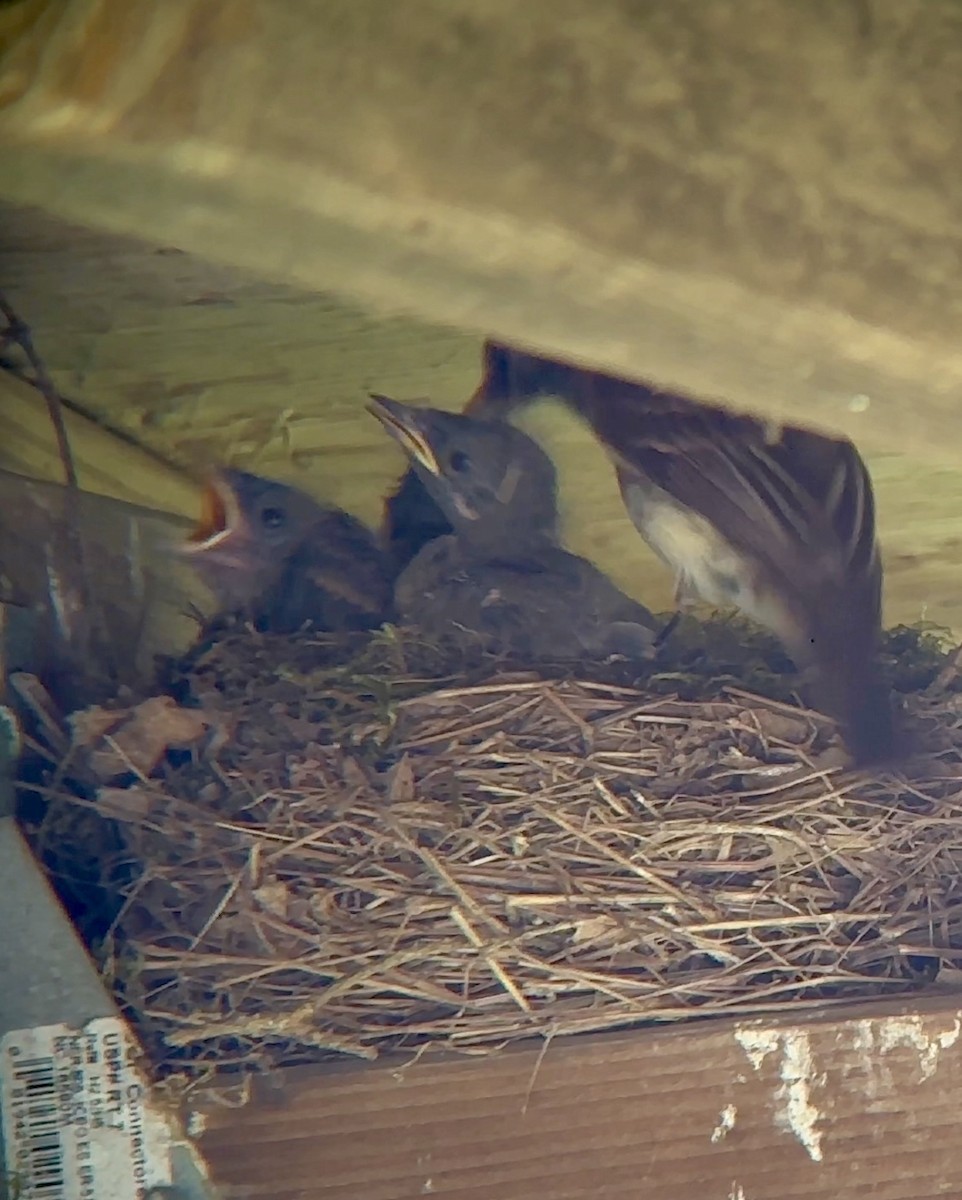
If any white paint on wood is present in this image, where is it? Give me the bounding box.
[735,1012,962,1163]
[710,1103,738,1144]
[853,1014,962,1104]
[733,1028,780,1073]
[878,1015,961,1080]
[735,1028,824,1163]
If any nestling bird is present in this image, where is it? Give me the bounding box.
[465,340,895,766]
[367,394,659,662]
[381,461,454,576]
[178,468,393,634]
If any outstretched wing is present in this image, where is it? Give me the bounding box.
[467,339,880,614]
[588,398,880,607]
[466,340,892,763]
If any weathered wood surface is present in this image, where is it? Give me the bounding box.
[3,1,962,460]
[0,370,198,518]
[2,205,960,634]
[194,991,962,1200]
[0,464,200,690]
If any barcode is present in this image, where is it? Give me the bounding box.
[11,1056,65,1200]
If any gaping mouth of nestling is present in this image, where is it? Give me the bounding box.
[182,475,241,554]
[367,394,441,477]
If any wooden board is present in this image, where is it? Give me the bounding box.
[0,370,198,518]
[3,2,962,461]
[2,205,961,636]
[0,465,200,691]
[193,991,962,1200]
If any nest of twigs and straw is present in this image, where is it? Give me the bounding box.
[17,615,962,1088]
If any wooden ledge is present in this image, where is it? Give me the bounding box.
[2,2,962,459]
[193,990,962,1199]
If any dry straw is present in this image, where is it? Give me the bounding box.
[21,621,962,1082]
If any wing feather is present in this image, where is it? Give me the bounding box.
[468,341,880,606]
[466,341,893,762]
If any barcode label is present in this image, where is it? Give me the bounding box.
[10,1056,65,1198]
[1,1018,173,1200]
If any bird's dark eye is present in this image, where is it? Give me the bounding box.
[449,450,470,473]
[260,505,287,529]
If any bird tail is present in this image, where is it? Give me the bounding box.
[811,671,895,767]
[465,341,685,441]
[465,341,584,418]
[801,617,896,767]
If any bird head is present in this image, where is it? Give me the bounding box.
[367,395,560,543]
[178,468,326,605]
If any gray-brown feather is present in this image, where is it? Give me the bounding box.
[466,341,893,763]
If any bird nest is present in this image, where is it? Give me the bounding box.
[18,618,962,1090]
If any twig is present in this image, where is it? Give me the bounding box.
[0,293,119,686]
[449,906,532,1013]
[0,291,78,489]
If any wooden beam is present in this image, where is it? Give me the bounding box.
[2,2,962,460]
[194,991,962,1200]
[0,371,198,517]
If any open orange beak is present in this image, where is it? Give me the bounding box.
[180,474,244,555]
